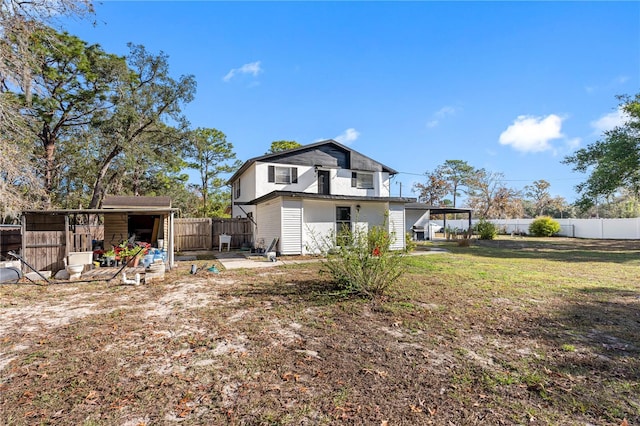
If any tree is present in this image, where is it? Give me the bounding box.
[186,128,241,217]
[437,160,476,208]
[412,170,451,205]
[467,169,522,219]
[87,43,196,208]
[524,179,552,216]
[0,0,93,217]
[18,26,126,202]
[267,140,301,154]
[563,93,640,211]
[0,136,46,222]
[0,0,93,128]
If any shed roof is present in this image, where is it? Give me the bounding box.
[23,208,178,215]
[103,196,172,208]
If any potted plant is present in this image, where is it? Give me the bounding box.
[116,240,149,267]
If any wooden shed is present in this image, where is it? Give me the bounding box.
[21,196,177,273]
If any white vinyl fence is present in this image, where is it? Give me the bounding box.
[429,218,640,240]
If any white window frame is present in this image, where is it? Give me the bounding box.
[275,166,292,184]
[356,172,374,189]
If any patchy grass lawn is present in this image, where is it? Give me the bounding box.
[1,238,639,425]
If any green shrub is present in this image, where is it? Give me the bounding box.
[405,232,416,253]
[474,220,497,240]
[318,221,406,298]
[529,216,561,237]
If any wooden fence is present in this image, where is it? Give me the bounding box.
[174,218,212,251]
[24,231,66,272]
[213,218,252,249]
[174,218,253,251]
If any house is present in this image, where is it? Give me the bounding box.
[227,140,415,255]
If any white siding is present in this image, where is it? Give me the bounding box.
[388,203,405,250]
[254,162,315,199]
[256,199,281,253]
[302,200,335,254]
[331,169,390,197]
[231,164,256,218]
[249,162,391,199]
[355,203,386,228]
[281,200,303,255]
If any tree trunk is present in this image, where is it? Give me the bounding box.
[88,146,123,209]
[41,123,55,206]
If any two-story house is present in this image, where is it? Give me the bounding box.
[227,139,415,255]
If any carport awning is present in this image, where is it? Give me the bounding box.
[404,203,473,216]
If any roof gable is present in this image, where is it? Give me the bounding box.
[228,139,397,183]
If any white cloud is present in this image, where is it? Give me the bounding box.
[334,128,360,145]
[223,61,262,82]
[615,75,630,84]
[591,107,628,134]
[499,114,564,153]
[566,137,581,150]
[426,106,457,128]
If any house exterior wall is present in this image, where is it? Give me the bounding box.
[256,199,282,253]
[302,200,335,254]
[231,164,257,218]
[301,200,391,255]
[237,162,391,202]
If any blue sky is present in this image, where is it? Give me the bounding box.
[62,1,640,203]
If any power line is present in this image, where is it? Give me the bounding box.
[393,171,584,182]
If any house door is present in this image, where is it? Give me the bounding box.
[318,170,330,195]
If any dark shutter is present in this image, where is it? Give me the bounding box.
[292,168,298,183]
[351,172,357,187]
[268,165,275,182]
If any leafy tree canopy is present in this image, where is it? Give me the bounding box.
[267,140,301,154]
[186,128,241,217]
[564,93,640,211]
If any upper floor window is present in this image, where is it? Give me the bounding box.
[268,165,298,184]
[351,172,374,189]
[233,179,241,198]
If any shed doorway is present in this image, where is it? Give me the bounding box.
[128,215,162,244]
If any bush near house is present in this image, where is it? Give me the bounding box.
[475,219,498,240]
[529,216,561,237]
[320,223,405,298]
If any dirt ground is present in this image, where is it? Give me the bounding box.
[1,238,638,425]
